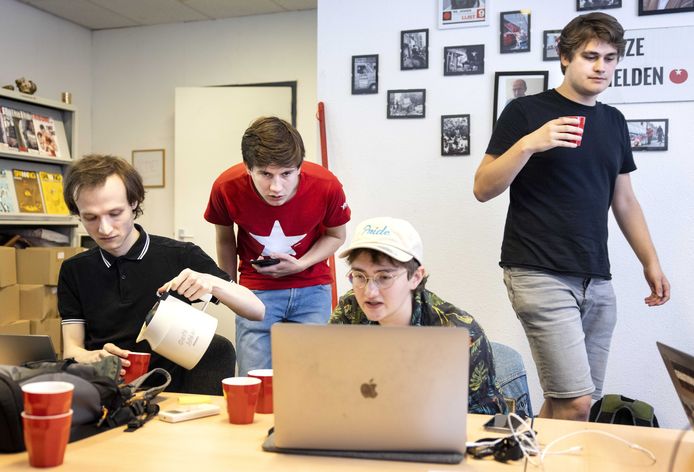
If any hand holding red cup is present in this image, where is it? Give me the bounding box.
[568,115,586,147]
[122,352,151,384]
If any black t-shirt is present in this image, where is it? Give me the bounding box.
[485,89,636,279]
[58,225,230,355]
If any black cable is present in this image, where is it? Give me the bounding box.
[667,424,690,472]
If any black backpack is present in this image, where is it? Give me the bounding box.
[0,357,171,453]
[589,394,659,428]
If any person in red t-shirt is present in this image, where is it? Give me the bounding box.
[205,117,351,375]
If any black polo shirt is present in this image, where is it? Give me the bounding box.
[58,225,230,357]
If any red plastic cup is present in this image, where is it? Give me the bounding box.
[22,410,72,468]
[222,377,261,424]
[21,382,74,416]
[569,115,586,146]
[248,369,273,414]
[123,352,151,384]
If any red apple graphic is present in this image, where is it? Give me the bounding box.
[669,69,688,84]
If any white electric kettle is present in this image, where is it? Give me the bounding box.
[136,291,218,370]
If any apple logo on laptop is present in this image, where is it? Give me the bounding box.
[360,378,378,398]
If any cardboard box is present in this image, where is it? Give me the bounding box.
[20,284,58,320]
[0,246,17,288]
[16,247,85,286]
[0,284,19,324]
[0,320,31,335]
[30,318,62,355]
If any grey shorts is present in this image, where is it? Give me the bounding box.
[503,267,617,400]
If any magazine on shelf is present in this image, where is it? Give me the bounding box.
[21,110,40,155]
[38,171,69,215]
[1,107,18,150]
[32,114,60,157]
[11,109,28,153]
[12,169,44,213]
[0,169,19,213]
[0,110,6,150]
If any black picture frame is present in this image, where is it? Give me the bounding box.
[441,114,470,156]
[500,11,530,54]
[638,0,694,15]
[493,71,549,126]
[351,54,379,95]
[401,29,429,70]
[387,89,426,119]
[577,0,622,11]
[443,44,485,76]
[542,30,561,61]
[626,119,669,151]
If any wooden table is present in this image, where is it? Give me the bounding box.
[1,394,692,471]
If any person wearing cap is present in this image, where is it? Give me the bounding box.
[330,217,507,415]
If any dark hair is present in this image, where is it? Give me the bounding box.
[63,154,145,218]
[241,117,304,169]
[347,248,428,291]
[558,12,625,74]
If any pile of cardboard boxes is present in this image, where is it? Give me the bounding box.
[0,246,85,358]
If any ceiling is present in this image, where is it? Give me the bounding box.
[17,0,317,30]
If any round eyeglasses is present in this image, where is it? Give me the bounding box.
[347,270,406,290]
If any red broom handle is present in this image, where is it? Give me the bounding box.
[317,102,338,309]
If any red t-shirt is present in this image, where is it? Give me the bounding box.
[204,161,351,290]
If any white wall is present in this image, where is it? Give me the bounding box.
[0,1,92,163]
[91,11,317,238]
[318,0,694,428]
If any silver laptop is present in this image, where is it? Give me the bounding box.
[272,324,469,453]
[0,334,57,365]
[657,341,694,429]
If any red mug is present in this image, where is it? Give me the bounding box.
[248,369,273,414]
[21,381,74,416]
[222,377,261,425]
[123,352,151,384]
[22,410,72,468]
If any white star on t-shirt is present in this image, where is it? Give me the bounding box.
[249,220,306,256]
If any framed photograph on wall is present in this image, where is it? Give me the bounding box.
[500,10,530,54]
[438,0,489,29]
[441,114,470,156]
[543,30,561,61]
[351,55,378,95]
[638,1,694,15]
[493,71,548,126]
[401,29,429,70]
[387,89,426,119]
[132,149,165,188]
[444,44,485,75]
[626,119,668,151]
[577,0,622,11]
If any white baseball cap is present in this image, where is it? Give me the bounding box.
[339,217,424,264]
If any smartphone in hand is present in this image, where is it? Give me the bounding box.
[250,258,281,267]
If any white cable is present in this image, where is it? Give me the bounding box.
[539,429,657,464]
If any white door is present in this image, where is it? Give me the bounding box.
[174,86,293,341]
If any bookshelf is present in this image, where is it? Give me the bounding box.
[0,88,79,245]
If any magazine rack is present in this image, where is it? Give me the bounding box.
[0,88,79,244]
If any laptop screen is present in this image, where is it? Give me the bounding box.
[0,334,57,365]
[657,341,694,429]
[272,324,469,453]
